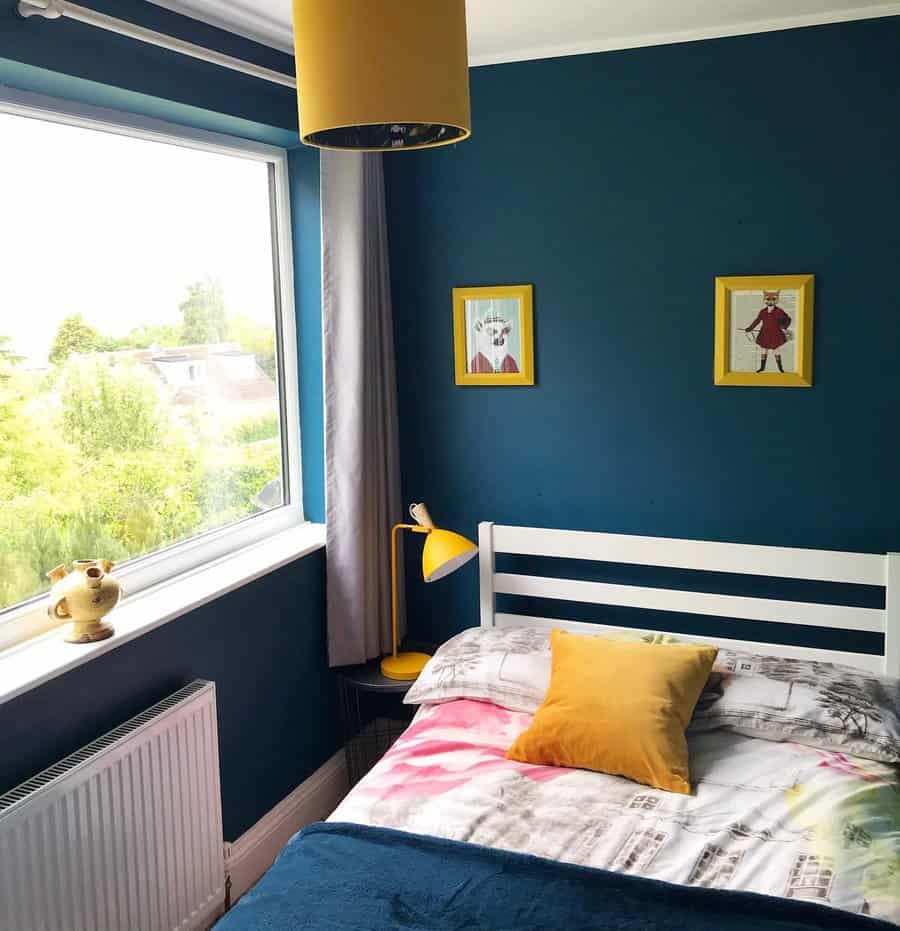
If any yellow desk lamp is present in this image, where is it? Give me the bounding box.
[382,503,477,681]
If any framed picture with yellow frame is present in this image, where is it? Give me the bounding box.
[453,284,535,386]
[714,274,814,387]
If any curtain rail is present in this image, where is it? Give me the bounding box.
[17,0,297,88]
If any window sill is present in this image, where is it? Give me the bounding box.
[0,522,326,706]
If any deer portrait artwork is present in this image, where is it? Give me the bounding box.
[453,285,535,386]
[469,311,520,374]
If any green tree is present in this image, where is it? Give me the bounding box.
[59,356,166,454]
[0,368,71,499]
[94,323,183,352]
[0,374,29,496]
[200,439,281,524]
[1,306,286,613]
[226,313,277,379]
[0,335,23,380]
[122,323,182,349]
[49,313,102,365]
[80,444,202,556]
[226,412,280,445]
[0,503,130,609]
[180,279,227,345]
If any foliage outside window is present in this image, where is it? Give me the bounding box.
[0,107,297,617]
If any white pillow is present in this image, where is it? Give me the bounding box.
[404,627,551,713]
[408,631,900,764]
[405,625,679,713]
[690,649,900,763]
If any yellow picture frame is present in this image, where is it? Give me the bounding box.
[453,285,535,386]
[714,274,814,387]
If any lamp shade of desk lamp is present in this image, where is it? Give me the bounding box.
[382,503,477,681]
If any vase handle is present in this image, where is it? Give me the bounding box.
[46,563,68,584]
[49,596,70,619]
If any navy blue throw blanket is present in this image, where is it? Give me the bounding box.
[216,822,895,930]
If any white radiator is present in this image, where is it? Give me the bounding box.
[0,680,225,931]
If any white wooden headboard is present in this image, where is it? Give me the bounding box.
[478,523,899,677]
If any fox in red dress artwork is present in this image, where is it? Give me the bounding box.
[744,290,791,372]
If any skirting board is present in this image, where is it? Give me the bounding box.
[223,749,349,905]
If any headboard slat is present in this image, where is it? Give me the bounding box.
[480,523,896,677]
[492,613,887,674]
[494,573,884,633]
[885,554,900,675]
[491,525,885,587]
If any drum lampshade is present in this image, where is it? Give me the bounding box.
[292,0,471,151]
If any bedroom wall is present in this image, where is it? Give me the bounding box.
[0,1,333,838]
[0,552,332,840]
[386,17,900,652]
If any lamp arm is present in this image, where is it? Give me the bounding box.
[390,523,428,660]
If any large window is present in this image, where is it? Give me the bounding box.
[0,93,301,640]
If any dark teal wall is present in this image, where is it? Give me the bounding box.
[385,18,900,650]
[0,2,332,837]
[0,552,334,840]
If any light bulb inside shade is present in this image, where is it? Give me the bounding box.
[422,529,478,582]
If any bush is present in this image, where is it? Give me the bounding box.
[226,413,280,445]
[199,439,282,524]
[60,357,167,454]
[0,298,285,612]
[0,501,130,607]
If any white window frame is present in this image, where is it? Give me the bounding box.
[0,86,305,651]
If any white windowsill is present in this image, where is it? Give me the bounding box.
[0,522,326,707]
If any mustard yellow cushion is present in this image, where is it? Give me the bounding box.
[506,630,718,794]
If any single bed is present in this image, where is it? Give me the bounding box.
[218,524,900,930]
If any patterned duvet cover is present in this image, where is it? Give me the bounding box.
[331,698,900,925]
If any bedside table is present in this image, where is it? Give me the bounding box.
[337,660,417,787]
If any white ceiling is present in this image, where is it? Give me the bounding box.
[149,0,899,65]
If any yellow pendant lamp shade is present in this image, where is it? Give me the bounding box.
[292,0,471,151]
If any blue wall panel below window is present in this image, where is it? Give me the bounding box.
[0,550,335,840]
[0,1,331,837]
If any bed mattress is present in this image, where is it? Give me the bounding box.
[331,698,900,925]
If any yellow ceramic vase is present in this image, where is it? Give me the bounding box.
[47,559,122,643]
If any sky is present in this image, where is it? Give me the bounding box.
[0,111,277,366]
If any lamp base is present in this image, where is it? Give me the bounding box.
[381,651,431,681]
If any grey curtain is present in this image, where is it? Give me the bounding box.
[321,150,403,668]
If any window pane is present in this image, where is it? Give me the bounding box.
[0,112,285,612]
